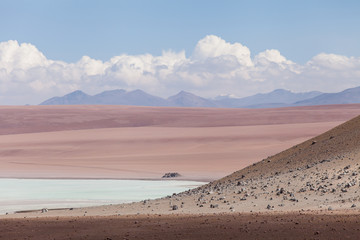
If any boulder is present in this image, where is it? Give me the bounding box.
[162,172,181,178]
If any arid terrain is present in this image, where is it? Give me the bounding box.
[1,104,360,239]
[0,104,359,181]
[2,212,360,240]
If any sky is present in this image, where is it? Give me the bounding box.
[0,0,360,105]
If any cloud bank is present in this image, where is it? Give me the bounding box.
[1,35,360,104]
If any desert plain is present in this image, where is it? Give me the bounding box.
[1,104,360,239]
[0,104,359,181]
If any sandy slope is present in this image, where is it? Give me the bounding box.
[0,104,359,181]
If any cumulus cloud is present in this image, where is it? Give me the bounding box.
[307,53,360,70]
[193,35,253,67]
[0,36,359,105]
[254,49,290,65]
[0,40,50,72]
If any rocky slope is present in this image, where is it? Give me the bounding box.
[115,114,360,215]
[181,114,360,212]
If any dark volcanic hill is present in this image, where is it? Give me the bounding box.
[219,114,360,182]
[187,114,360,212]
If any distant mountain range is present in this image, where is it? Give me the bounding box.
[294,86,360,106]
[168,91,217,108]
[214,89,322,108]
[40,86,360,108]
[41,89,169,107]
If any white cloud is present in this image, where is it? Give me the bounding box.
[192,35,253,67]
[254,49,290,65]
[77,56,106,76]
[0,40,50,72]
[0,36,359,104]
[307,53,360,70]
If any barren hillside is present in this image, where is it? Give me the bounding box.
[95,114,360,215]
[188,114,360,212]
[8,113,360,218]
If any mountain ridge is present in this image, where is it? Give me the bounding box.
[295,86,360,106]
[40,86,360,108]
[167,91,218,107]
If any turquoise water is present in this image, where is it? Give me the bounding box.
[0,179,206,214]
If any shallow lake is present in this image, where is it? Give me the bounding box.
[0,178,206,214]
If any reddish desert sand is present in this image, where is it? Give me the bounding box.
[2,212,360,240]
[2,104,360,239]
[0,104,360,181]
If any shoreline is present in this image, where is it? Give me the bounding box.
[4,203,360,219]
[9,208,360,218]
[0,178,208,216]
[0,176,213,182]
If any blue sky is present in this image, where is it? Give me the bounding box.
[2,0,359,63]
[0,0,360,104]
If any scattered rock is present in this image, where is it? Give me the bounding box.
[41,208,48,213]
[162,172,181,178]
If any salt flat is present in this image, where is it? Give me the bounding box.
[0,178,204,214]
